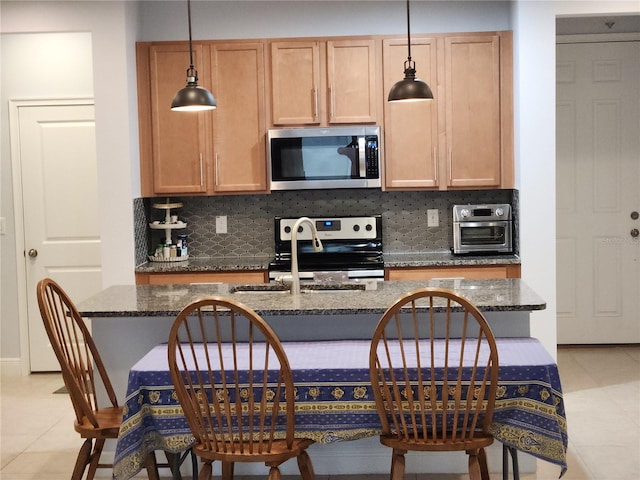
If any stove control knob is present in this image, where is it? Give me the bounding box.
[353,224,360,232]
[284,226,291,234]
[365,224,373,231]
[460,209,470,218]
[495,207,504,217]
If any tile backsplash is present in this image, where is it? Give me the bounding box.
[134,189,517,266]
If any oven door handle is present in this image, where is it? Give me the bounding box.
[458,221,510,228]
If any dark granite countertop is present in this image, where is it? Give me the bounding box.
[77,278,544,318]
[135,256,272,273]
[383,251,521,267]
[135,252,520,273]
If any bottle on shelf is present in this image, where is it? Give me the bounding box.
[148,198,188,263]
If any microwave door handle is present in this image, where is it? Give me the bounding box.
[358,136,366,178]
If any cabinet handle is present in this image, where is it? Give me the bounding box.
[448,148,452,185]
[214,153,219,186]
[329,84,334,121]
[199,153,204,187]
[313,86,318,121]
[433,147,438,184]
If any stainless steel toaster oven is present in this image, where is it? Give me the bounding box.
[452,204,513,254]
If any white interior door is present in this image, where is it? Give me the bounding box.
[14,101,103,371]
[556,40,640,344]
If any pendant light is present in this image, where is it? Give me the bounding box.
[171,0,216,111]
[388,0,433,102]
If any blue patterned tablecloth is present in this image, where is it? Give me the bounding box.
[113,338,567,480]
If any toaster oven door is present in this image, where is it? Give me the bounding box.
[453,221,513,254]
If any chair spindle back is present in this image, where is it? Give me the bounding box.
[36,278,118,427]
[168,296,296,455]
[369,287,499,443]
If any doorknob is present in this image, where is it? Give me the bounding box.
[631,229,639,238]
[28,248,38,258]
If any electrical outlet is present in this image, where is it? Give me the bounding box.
[427,209,439,227]
[215,216,227,234]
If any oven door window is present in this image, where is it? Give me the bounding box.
[271,136,359,180]
[460,225,506,245]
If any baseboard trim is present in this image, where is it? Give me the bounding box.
[0,358,24,377]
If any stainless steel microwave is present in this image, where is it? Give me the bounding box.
[268,126,382,190]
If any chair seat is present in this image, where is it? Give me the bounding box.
[194,437,315,463]
[381,432,494,452]
[74,406,123,438]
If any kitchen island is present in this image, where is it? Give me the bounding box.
[77,278,546,476]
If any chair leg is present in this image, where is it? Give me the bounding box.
[84,438,105,480]
[221,461,234,480]
[297,450,316,480]
[144,451,161,480]
[198,460,212,480]
[502,445,520,480]
[267,466,282,480]
[390,448,406,480]
[503,444,509,480]
[71,438,92,480]
[467,448,482,480]
[163,451,181,480]
[190,448,199,480]
[478,447,490,480]
[510,446,520,480]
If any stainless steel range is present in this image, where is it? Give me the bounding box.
[268,215,384,281]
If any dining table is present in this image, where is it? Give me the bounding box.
[112,336,567,480]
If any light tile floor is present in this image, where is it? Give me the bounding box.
[1,346,638,480]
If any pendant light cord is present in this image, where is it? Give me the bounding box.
[187,0,194,69]
[406,0,412,63]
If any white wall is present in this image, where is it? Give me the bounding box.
[511,0,639,356]
[0,1,140,364]
[1,0,638,367]
[0,31,95,363]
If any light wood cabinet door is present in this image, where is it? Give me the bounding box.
[270,41,321,125]
[386,265,521,281]
[136,271,267,285]
[382,37,439,189]
[444,34,501,188]
[144,43,211,195]
[381,32,513,191]
[210,42,268,193]
[326,39,378,124]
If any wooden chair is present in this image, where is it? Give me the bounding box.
[369,287,499,480]
[36,278,170,480]
[167,296,316,480]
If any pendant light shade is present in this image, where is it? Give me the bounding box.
[388,0,433,102]
[171,0,216,112]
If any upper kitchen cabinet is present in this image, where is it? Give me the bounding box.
[382,31,514,190]
[269,38,381,126]
[208,41,267,193]
[137,41,268,196]
[444,33,513,188]
[138,43,211,195]
[383,37,439,189]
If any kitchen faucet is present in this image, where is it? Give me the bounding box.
[290,216,323,295]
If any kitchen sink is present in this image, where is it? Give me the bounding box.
[230,283,366,294]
